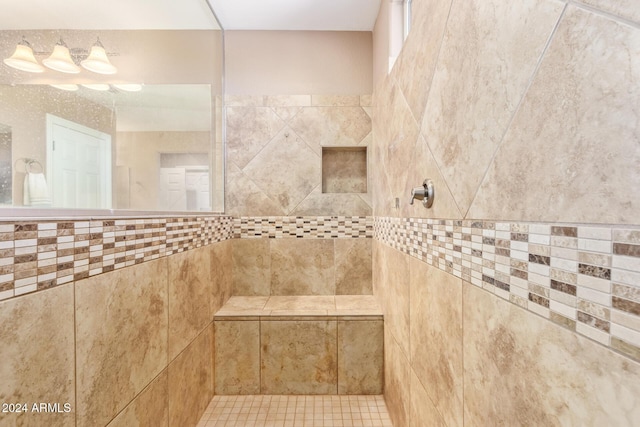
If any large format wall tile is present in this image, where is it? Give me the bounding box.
[337,320,383,394]
[421,0,564,215]
[75,259,168,427]
[374,79,420,209]
[581,0,640,25]
[226,96,372,217]
[243,127,320,214]
[106,372,168,427]
[214,320,261,394]
[168,247,212,360]
[409,258,463,427]
[211,240,233,314]
[168,327,213,427]
[232,239,271,296]
[377,243,410,356]
[289,107,371,155]
[226,163,286,217]
[384,327,410,427]
[261,320,338,394]
[335,238,373,295]
[0,285,75,427]
[271,239,335,295]
[226,106,286,169]
[468,6,640,224]
[391,0,453,122]
[410,370,446,427]
[401,135,462,220]
[463,282,640,426]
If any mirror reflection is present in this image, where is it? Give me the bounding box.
[0,0,224,212]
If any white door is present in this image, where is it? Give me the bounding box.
[46,114,112,209]
[185,170,210,211]
[159,168,187,210]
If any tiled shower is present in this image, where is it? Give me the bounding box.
[1,1,640,427]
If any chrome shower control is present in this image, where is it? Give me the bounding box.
[409,179,434,208]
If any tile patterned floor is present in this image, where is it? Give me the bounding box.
[196,395,394,427]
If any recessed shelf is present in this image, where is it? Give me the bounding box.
[321,147,367,194]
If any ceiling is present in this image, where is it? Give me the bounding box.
[0,0,381,32]
[208,0,382,31]
[0,0,220,30]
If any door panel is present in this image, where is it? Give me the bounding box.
[47,114,112,209]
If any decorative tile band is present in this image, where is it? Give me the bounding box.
[0,216,234,302]
[233,216,374,239]
[374,217,640,362]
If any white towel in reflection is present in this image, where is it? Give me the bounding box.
[23,172,52,206]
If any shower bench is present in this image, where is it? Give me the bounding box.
[213,295,383,395]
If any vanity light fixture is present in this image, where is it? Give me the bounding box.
[3,37,44,73]
[81,38,117,75]
[4,37,117,75]
[42,39,81,74]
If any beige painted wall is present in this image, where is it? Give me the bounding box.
[225,31,373,95]
[372,0,640,425]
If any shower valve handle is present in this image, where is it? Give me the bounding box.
[409,179,434,208]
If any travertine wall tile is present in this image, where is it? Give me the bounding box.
[337,320,383,394]
[420,0,564,215]
[75,259,168,427]
[168,247,212,360]
[384,327,410,427]
[0,285,75,427]
[214,320,261,395]
[581,0,640,24]
[463,282,640,425]
[391,0,453,122]
[106,372,169,427]
[261,320,338,394]
[377,242,410,356]
[409,258,463,427]
[271,239,335,295]
[468,6,640,224]
[335,238,373,295]
[168,327,213,427]
[232,239,271,296]
[226,107,285,169]
[211,239,233,315]
[409,370,447,427]
[226,95,372,217]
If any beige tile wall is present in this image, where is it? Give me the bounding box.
[373,0,640,425]
[225,95,372,217]
[0,231,232,427]
[231,215,373,297]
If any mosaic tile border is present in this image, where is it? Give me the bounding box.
[233,216,373,239]
[374,217,640,362]
[0,216,234,302]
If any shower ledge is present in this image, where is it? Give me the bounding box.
[214,295,383,320]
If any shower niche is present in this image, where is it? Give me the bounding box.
[321,146,367,194]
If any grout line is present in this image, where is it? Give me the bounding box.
[569,0,640,29]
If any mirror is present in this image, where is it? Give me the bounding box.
[0,0,224,213]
